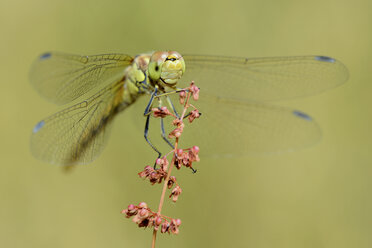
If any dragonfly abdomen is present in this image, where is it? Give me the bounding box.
[67,79,143,165]
[67,102,121,165]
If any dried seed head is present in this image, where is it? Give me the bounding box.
[156,157,169,171]
[192,146,200,154]
[152,106,171,118]
[138,165,154,178]
[138,202,148,209]
[167,176,177,189]
[175,219,182,226]
[138,164,168,185]
[189,82,200,101]
[179,90,186,104]
[172,118,184,129]
[176,149,183,157]
[170,218,181,234]
[161,221,170,233]
[188,109,200,123]
[169,127,183,138]
[155,158,163,165]
[138,218,150,227]
[189,146,200,162]
[139,208,149,217]
[155,216,163,226]
[170,185,182,202]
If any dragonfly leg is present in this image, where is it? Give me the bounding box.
[154,88,185,100]
[144,114,162,167]
[143,87,163,168]
[143,87,158,116]
[182,111,202,119]
[164,92,202,120]
[160,118,174,149]
[165,95,180,118]
[158,95,182,148]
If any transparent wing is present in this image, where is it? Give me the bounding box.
[182,55,348,101]
[163,93,321,156]
[29,52,133,105]
[30,80,125,165]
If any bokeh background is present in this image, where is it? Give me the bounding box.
[1,0,371,247]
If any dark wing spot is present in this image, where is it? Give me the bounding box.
[314,56,335,63]
[40,52,52,60]
[293,110,312,121]
[33,120,45,133]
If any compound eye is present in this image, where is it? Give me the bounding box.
[148,61,162,81]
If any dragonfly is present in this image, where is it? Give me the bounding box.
[29,51,348,166]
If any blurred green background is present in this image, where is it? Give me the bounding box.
[1,0,371,247]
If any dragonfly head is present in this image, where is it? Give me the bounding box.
[148,51,185,88]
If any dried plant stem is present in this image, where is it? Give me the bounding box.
[151,138,178,248]
[151,91,192,248]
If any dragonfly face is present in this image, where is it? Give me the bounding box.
[148,51,185,88]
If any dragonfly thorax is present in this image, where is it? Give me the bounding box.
[148,51,185,89]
